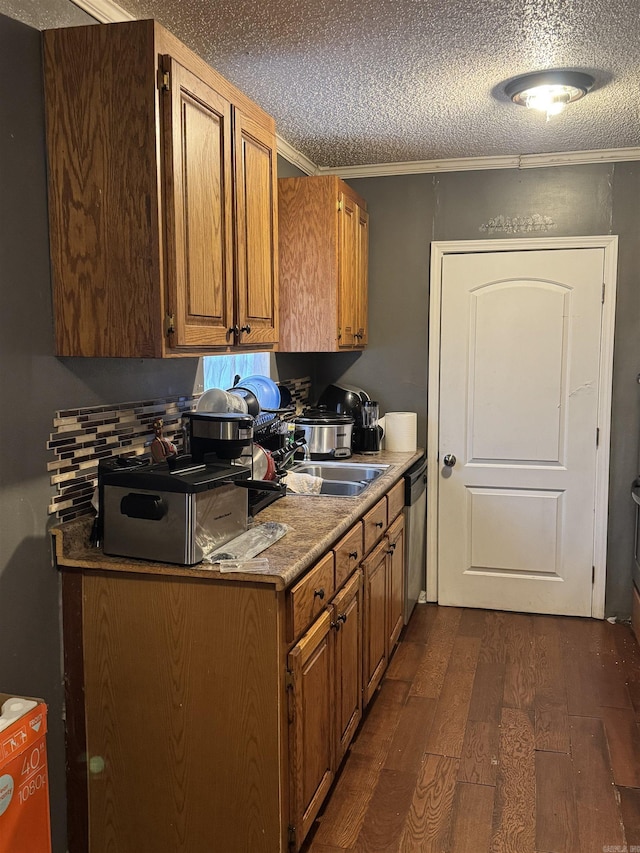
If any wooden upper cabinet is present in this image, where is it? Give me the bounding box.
[162,57,234,348]
[43,19,278,357]
[278,175,368,352]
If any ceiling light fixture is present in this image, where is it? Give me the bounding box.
[505,70,595,121]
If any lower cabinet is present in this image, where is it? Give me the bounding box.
[56,474,408,853]
[333,570,363,764]
[387,514,405,653]
[287,569,363,845]
[288,610,335,845]
[363,512,406,708]
[362,540,389,707]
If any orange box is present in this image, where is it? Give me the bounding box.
[0,694,52,853]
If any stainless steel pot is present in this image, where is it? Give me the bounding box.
[288,409,354,459]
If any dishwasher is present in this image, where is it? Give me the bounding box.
[404,454,427,624]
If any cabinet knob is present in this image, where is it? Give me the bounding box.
[337,613,348,625]
[348,550,359,560]
[313,588,325,600]
[375,521,384,528]
[229,325,240,337]
[330,620,341,632]
[239,324,252,334]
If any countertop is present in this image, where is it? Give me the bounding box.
[51,449,424,590]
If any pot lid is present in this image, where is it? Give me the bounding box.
[293,407,355,425]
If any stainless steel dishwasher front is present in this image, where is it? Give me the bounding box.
[404,454,427,623]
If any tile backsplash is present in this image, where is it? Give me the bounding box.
[47,377,311,524]
[47,396,196,523]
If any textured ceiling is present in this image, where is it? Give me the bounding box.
[88,0,640,166]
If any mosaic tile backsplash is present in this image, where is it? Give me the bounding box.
[47,377,312,523]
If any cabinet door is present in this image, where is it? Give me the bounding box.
[362,541,388,707]
[338,191,358,348]
[288,610,334,845]
[333,569,363,765]
[387,514,405,654]
[234,108,279,347]
[162,57,235,348]
[356,206,369,346]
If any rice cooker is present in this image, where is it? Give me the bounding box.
[288,408,354,459]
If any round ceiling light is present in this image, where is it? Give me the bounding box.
[505,70,595,120]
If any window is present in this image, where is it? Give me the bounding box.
[202,352,270,391]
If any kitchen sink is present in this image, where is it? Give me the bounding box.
[288,461,389,497]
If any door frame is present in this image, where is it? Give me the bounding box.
[426,236,619,619]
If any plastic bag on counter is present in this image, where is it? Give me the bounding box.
[202,521,290,572]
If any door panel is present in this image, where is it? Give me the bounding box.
[469,282,567,463]
[288,611,334,843]
[338,193,358,348]
[333,570,362,765]
[467,487,562,575]
[362,542,387,707]
[234,108,278,346]
[438,248,603,616]
[163,58,234,347]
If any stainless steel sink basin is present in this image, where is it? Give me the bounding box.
[288,461,389,497]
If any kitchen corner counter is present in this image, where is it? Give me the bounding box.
[51,449,423,590]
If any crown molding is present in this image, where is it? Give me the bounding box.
[319,147,640,179]
[517,147,640,169]
[70,0,133,21]
[275,136,317,175]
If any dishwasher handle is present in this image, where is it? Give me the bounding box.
[404,455,427,506]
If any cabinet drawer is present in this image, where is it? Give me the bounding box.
[363,497,388,555]
[334,522,363,588]
[287,551,335,642]
[387,479,405,524]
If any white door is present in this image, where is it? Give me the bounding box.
[438,248,605,616]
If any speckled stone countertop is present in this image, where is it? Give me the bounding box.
[51,449,424,590]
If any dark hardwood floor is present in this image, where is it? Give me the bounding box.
[301,605,640,853]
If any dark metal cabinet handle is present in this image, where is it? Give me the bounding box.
[330,620,341,632]
[228,324,252,336]
[313,588,325,600]
[375,521,384,528]
[348,550,359,560]
[443,454,457,468]
[337,613,348,625]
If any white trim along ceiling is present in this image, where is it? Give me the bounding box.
[71,0,640,179]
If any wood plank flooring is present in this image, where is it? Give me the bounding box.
[301,605,640,853]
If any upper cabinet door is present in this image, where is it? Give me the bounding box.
[356,207,369,346]
[162,57,235,348]
[233,108,279,347]
[338,192,358,348]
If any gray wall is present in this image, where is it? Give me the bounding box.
[0,10,200,852]
[322,164,640,619]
